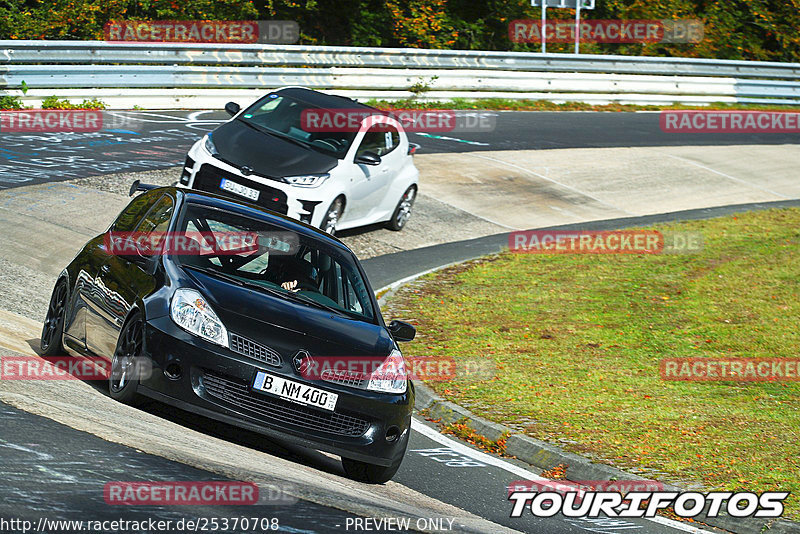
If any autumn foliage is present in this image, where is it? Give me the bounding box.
[0,0,797,61]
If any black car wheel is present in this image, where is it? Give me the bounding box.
[321,197,344,235]
[341,429,408,483]
[109,314,144,405]
[385,186,416,231]
[40,280,67,356]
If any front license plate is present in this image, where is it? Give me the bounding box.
[220,178,260,201]
[253,371,338,412]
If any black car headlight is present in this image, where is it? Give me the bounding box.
[170,288,229,348]
[283,173,329,188]
[367,349,407,394]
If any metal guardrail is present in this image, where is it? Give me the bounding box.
[1,40,799,106]
[3,41,800,79]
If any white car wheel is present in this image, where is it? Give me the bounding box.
[321,197,344,235]
[386,186,416,231]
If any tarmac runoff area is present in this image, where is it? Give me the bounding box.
[414,144,800,230]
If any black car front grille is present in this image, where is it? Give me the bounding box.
[193,164,289,214]
[229,333,281,367]
[201,369,370,438]
[320,368,367,389]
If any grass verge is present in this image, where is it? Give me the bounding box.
[386,208,800,517]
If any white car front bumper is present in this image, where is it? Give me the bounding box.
[180,140,334,228]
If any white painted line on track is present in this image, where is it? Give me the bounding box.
[646,516,719,534]
[107,111,225,124]
[187,110,220,121]
[666,154,790,199]
[411,418,547,482]
[411,419,718,534]
[465,153,637,216]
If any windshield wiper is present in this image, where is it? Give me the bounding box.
[184,265,283,296]
[237,118,312,151]
[183,265,360,318]
[183,265,248,287]
[280,290,352,317]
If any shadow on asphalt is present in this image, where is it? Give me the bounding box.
[22,336,349,481]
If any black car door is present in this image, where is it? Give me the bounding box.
[85,191,172,359]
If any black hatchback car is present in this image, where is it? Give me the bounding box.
[40,182,417,483]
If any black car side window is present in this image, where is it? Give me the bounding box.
[111,192,161,232]
[135,195,174,235]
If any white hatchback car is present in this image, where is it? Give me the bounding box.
[180,87,420,234]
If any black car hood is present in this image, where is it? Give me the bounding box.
[212,120,338,177]
[185,268,392,359]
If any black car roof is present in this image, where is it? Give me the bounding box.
[274,87,377,112]
[158,186,352,253]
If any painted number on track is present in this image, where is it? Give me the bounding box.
[411,447,486,467]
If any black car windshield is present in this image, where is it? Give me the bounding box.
[174,203,375,322]
[238,93,359,158]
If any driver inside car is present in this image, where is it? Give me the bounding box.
[277,256,320,292]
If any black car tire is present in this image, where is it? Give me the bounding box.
[385,186,416,231]
[109,313,144,406]
[341,430,408,484]
[40,279,67,356]
[321,197,344,235]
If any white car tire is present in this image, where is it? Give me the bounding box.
[385,186,416,231]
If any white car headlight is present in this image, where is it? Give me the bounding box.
[367,348,407,394]
[284,173,329,188]
[170,288,228,347]
[203,134,218,156]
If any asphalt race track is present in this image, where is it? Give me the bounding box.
[1,109,798,189]
[0,402,371,533]
[2,108,797,534]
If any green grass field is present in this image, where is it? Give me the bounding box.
[386,208,800,516]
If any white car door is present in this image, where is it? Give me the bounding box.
[345,122,402,222]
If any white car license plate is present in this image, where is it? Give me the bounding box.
[220,178,260,201]
[253,371,338,412]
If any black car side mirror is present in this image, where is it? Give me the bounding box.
[388,320,416,342]
[355,151,381,166]
[225,102,241,116]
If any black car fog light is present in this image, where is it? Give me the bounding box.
[165,363,182,380]
[385,425,400,442]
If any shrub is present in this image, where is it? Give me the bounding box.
[40,96,106,109]
[0,95,25,110]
